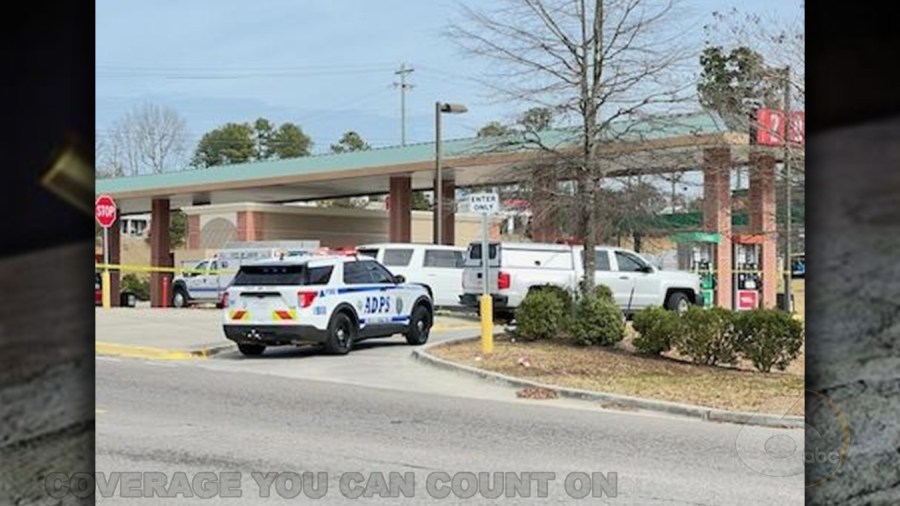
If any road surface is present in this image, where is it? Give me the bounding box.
[95,330,803,505]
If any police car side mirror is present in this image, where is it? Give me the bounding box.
[393,274,406,284]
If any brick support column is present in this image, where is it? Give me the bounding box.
[149,198,172,307]
[490,221,502,240]
[703,148,733,309]
[749,152,778,308]
[186,214,201,249]
[388,175,412,242]
[236,211,265,241]
[530,168,557,242]
[441,180,456,245]
[107,217,121,307]
[433,179,455,245]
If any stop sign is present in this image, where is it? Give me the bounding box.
[95,194,117,228]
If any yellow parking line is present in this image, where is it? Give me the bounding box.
[95,342,201,361]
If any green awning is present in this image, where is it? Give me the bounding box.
[668,232,722,244]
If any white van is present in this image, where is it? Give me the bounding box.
[460,241,703,318]
[355,243,466,307]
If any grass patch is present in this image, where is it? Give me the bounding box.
[431,333,803,416]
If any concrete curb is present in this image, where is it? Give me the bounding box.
[95,342,235,361]
[412,336,805,429]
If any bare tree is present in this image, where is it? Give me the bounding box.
[102,104,188,175]
[96,133,125,178]
[448,0,696,294]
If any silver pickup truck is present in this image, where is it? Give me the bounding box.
[460,241,703,319]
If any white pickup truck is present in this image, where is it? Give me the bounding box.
[460,241,703,319]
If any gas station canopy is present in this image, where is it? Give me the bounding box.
[95,112,756,215]
[669,232,722,244]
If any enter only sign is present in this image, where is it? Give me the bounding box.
[468,192,499,214]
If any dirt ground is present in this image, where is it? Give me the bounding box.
[431,328,804,416]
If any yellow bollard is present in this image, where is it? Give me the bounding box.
[480,294,493,356]
[101,270,112,309]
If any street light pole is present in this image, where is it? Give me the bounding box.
[433,102,468,245]
[782,66,793,313]
[434,101,443,245]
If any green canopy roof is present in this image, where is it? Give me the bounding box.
[669,232,722,244]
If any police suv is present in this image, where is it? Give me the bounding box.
[222,255,434,356]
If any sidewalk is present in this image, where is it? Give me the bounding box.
[96,308,230,359]
[95,307,480,360]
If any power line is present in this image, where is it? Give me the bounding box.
[96,85,395,142]
[96,62,397,72]
[96,68,396,80]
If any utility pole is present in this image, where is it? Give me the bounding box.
[782,65,793,314]
[393,64,414,146]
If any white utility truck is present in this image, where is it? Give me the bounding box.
[171,240,320,307]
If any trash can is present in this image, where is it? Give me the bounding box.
[120,292,137,308]
[776,293,795,310]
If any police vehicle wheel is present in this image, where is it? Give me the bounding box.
[405,305,432,345]
[665,292,690,314]
[237,343,265,356]
[172,287,189,308]
[324,312,355,355]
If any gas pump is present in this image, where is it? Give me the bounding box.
[733,235,763,311]
[670,232,719,308]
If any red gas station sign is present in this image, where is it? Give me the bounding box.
[788,111,805,145]
[757,109,805,146]
[736,290,759,311]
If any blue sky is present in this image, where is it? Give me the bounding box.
[96,0,802,157]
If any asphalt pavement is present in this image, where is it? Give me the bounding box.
[95,324,804,505]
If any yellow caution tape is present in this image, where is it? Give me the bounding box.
[95,263,237,275]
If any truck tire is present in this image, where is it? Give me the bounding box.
[405,304,433,345]
[237,343,265,356]
[172,286,189,308]
[324,312,355,355]
[494,310,515,323]
[476,306,514,323]
[665,291,691,314]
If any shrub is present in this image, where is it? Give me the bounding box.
[569,294,625,346]
[632,306,678,355]
[514,288,568,340]
[673,306,737,366]
[122,273,150,301]
[533,284,575,316]
[734,309,804,372]
[594,284,614,303]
